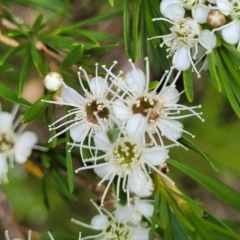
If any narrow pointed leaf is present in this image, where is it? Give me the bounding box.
[60,44,83,68]
[170,209,190,240]
[32,13,44,31]
[18,52,31,97]
[0,82,31,108]
[108,0,114,6]
[66,131,74,193]
[207,51,222,92]
[215,50,240,118]
[183,68,194,102]
[22,93,54,123]
[31,44,43,76]
[123,0,134,59]
[132,0,141,61]
[177,136,218,171]
[168,159,240,211]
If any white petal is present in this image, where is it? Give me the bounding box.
[126,68,146,94]
[114,205,134,222]
[126,114,146,138]
[94,131,111,151]
[91,214,108,229]
[216,0,231,15]
[160,87,180,106]
[14,131,38,164]
[61,87,85,106]
[172,46,191,71]
[17,131,38,146]
[89,76,108,98]
[193,6,210,23]
[160,0,179,15]
[162,34,175,47]
[112,99,130,120]
[69,122,90,142]
[130,228,149,240]
[222,21,240,45]
[0,112,13,130]
[94,163,113,180]
[200,30,216,51]
[207,0,216,3]
[164,4,185,21]
[143,146,168,166]
[0,156,8,183]
[156,119,183,141]
[128,169,153,197]
[137,201,154,218]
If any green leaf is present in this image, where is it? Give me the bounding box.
[148,80,159,90]
[144,0,158,47]
[60,44,83,68]
[0,82,31,108]
[168,159,240,211]
[160,193,170,229]
[40,36,77,49]
[57,11,122,32]
[32,12,44,31]
[140,6,148,65]
[41,178,50,210]
[177,136,218,171]
[108,0,114,6]
[0,64,14,73]
[215,50,240,118]
[13,0,67,12]
[207,51,222,92]
[107,128,120,143]
[50,169,78,201]
[170,209,190,240]
[31,44,43,76]
[22,93,54,123]
[223,220,240,229]
[222,41,240,62]
[183,68,194,102]
[132,0,141,61]
[0,47,19,65]
[18,52,31,97]
[66,131,74,193]
[149,176,160,240]
[220,48,240,85]
[123,0,134,59]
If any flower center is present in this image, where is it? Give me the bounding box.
[0,131,15,153]
[181,0,205,9]
[231,1,240,20]
[132,97,164,123]
[171,18,201,47]
[113,141,141,167]
[104,222,130,240]
[85,100,110,124]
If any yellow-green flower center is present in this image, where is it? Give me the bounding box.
[0,131,15,153]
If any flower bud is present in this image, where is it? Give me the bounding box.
[207,10,226,28]
[43,72,63,92]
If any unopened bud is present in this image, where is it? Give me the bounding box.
[207,10,226,28]
[44,72,63,92]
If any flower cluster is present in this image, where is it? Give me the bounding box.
[47,55,203,238]
[148,0,219,76]
[0,105,40,183]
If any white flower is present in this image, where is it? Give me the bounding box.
[46,63,118,151]
[212,0,240,50]
[71,200,150,240]
[4,230,31,240]
[75,124,171,206]
[43,72,63,92]
[161,0,212,23]
[103,58,204,146]
[149,7,216,75]
[0,106,38,183]
[114,196,154,225]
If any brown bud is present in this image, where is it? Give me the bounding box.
[207,10,226,28]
